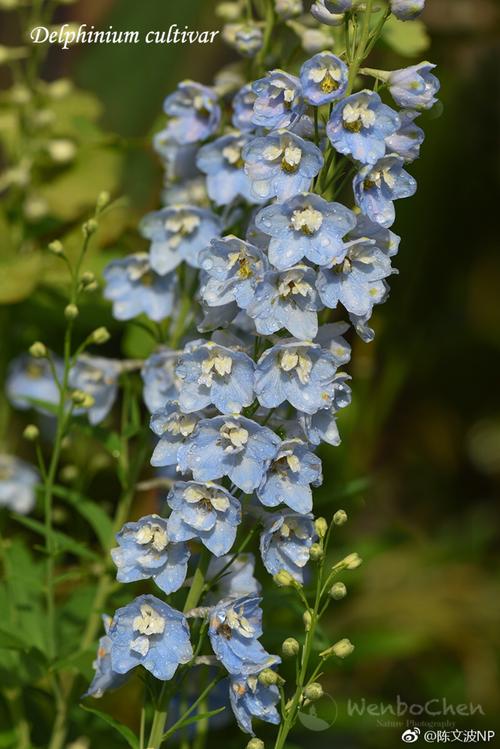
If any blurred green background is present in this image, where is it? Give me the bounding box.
[1,0,500,747]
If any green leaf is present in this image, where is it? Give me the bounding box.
[38,146,121,222]
[0,626,32,651]
[51,485,114,550]
[80,704,139,749]
[382,17,430,57]
[163,707,227,740]
[0,253,43,305]
[12,515,100,561]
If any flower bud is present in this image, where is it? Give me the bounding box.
[84,281,98,293]
[64,304,79,320]
[333,509,347,526]
[29,342,47,358]
[274,569,295,587]
[60,464,78,483]
[274,0,303,19]
[89,327,110,345]
[321,638,355,659]
[304,682,323,701]
[343,552,362,570]
[46,139,76,164]
[309,543,324,561]
[48,240,64,255]
[314,517,328,538]
[329,582,347,600]
[82,219,98,237]
[282,637,300,657]
[216,2,242,21]
[23,424,39,441]
[71,390,94,408]
[96,191,111,211]
[303,610,312,632]
[81,271,95,285]
[223,23,263,58]
[258,668,279,686]
[246,740,264,749]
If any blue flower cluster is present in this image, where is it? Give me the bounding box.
[72,2,438,737]
[0,1,439,741]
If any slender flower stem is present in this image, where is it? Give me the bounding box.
[147,548,211,749]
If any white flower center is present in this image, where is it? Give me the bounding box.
[290,207,323,235]
[132,604,165,636]
[308,64,342,93]
[184,485,230,513]
[219,421,249,452]
[278,270,311,298]
[199,352,233,387]
[342,100,376,132]
[225,607,255,638]
[222,141,243,167]
[165,413,198,438]
[135,522,168,552]
[364,166,396,190]
[279,348,312,384]
[165,212,201,249]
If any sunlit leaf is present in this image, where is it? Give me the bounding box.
[80,704,139,749]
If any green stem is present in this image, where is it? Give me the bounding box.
[346,0,375,97]
[147,549,211,749]
[254,0,275,75]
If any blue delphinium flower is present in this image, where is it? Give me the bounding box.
[175,341,255,414]
[166,481,241,556]
[153,133,200,181]
[298,371,352,446]
[245,265,322,340]
[197,133,259,206]
[255,340,339,415]
[310,0,345,25]
[242,130,323,202]
[324,0,352,9]
[108,594,193,680]
[206,553,262,601]
[0,454,38,514]
[390,0,425,21]
[199,236,268,309]
[275,0,303,19]
[142,349,180,414]
[6,354,62,413]
[208,596,280,675]
[300,52,349,105]
[140,205,222,275]
[232,83,258,133]
[177,415,281,494]
[229,674,280,734]
[315,322,352,366]
[84,615,128,698]
[163,80,221,145]
[385,109,425,163]
[223,23,264,57]
[103,253,177,322]
[111,515,190,594]
[252,70,304,130]
[348,212,401,257]
[316,238,394,316]
[257,439,322,514]
[353,155,417,227]
[327,90,400,165]
[69,355,120,425]
[389,63,440,110]
[255,192,355,270]
[260,511,315,582]
[150,404,201,468]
